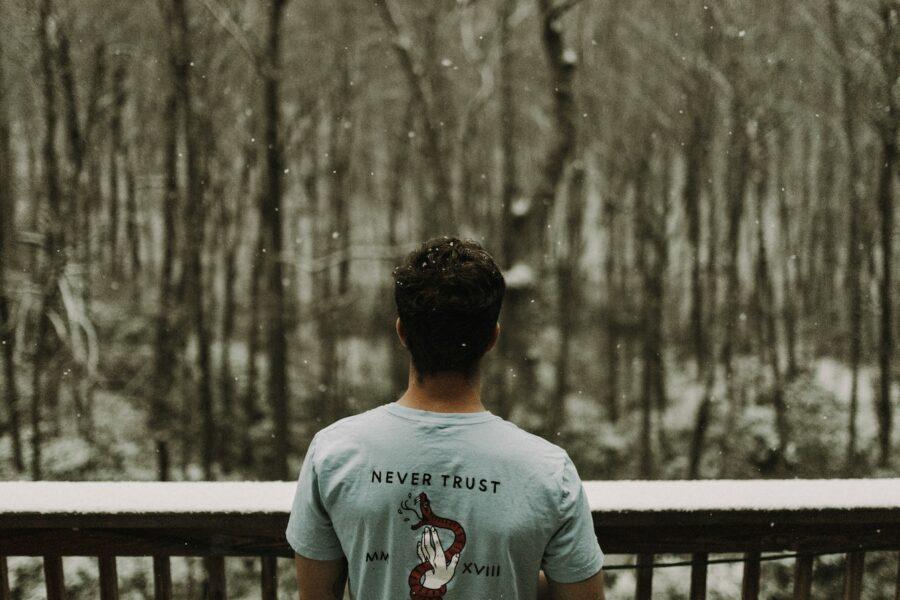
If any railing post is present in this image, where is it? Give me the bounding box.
[153,556,172,600]
[741,551,760,600]
[261,556,278,600]
[842,552,865,600]
[0,556,10,600]
[635,553,653,600]
[43,555,65,600]
[793,553,813,600]
[99,556,118,600]
[205,556,226,600]
[690,552,708,600]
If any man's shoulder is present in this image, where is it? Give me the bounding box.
[311,405,388,448]
[490,417,570,461]
[317,405,385,434]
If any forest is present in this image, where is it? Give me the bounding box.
[0,0,897,597]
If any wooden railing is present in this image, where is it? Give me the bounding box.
[0,479,898,599]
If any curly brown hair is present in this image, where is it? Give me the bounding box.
[393,236,505,380]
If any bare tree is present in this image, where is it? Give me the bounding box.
[0,0,23,472]
[372,0,451,239]
[495,0,518,421]
[30,0,65,480]
[686,2,720,479]
[752,124,788,471]
[261,0,291,479]
[172,0,215,479]
[550,162,585,435]
[718,38,751,471]
[634,139,670,477]
[501,0,579,421]
[107,62,124,278]
[875,0,897,468]
[387,99,415,398]
[829,0,865,468]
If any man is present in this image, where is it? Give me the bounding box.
[286,236,605,599]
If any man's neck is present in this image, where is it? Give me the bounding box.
[396,366,486,413]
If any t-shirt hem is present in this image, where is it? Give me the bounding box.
[286,530,345,561]
[544,550,604,584]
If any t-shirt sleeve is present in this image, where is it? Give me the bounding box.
[540,453,604,583]
[285,434,345,560]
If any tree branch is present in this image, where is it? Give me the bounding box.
[197,0,262,70]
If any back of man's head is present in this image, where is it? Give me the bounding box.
[393,236,505,380]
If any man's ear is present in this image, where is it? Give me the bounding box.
[485,322,500,353]
[395,317,407,348]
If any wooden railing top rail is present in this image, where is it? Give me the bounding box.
[1,480,899,600]
[1,479,899,556]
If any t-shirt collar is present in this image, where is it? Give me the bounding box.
[383,401,499,425]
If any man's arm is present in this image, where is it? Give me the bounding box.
[294,553,348,600]
[542,569,605,600]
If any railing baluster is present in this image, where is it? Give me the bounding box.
[690,552,708,600]
[842,551,865,600]
[0,556,10,600]
[895,552,900,600]
[793,553,813,600]
[635,553,653,600]
[99,556,118,600]
[741,551,760,600]
[153,556,172,600]
[261,556,277,600]
[205,556,226,600]
[43,555,65,600]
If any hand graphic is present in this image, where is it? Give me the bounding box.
[416,525,460,590]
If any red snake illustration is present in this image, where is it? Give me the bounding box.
[408,492,466,599]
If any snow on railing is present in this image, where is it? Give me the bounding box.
[2,478,897,514]
[0,479,898,600]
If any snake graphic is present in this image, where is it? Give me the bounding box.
[408,492,466,599]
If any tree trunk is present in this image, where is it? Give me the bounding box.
[218,128,254,475]
[242,227,264,472]
[875,0,897,468]
[602,176,621,423]
[0,2,24,472]
[500,0,579,422]
[685,4,718,477]
[372,0,450,239]
[172,0,215,480]
[108,64,124,278]
[776,126,799,380]
[684,114,709,380]
[79,44,105,290]
[315,116,336,426]
[550,163,585,436]
[717,54,750,472]
[829,0,865,469]
[387,100,414,399]
[261,0,290,479]
[634,144,667,478]
[753,128,788,472]
[58,36,105,434]
[798,126,814,318]
[322,14,354,423]
[55,29,81,245]
[125,146,141,280]
[31,0,66,480]
[495,0,518,420]
[151,0,185,481]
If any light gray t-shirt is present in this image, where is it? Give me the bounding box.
[286,402,603,599]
